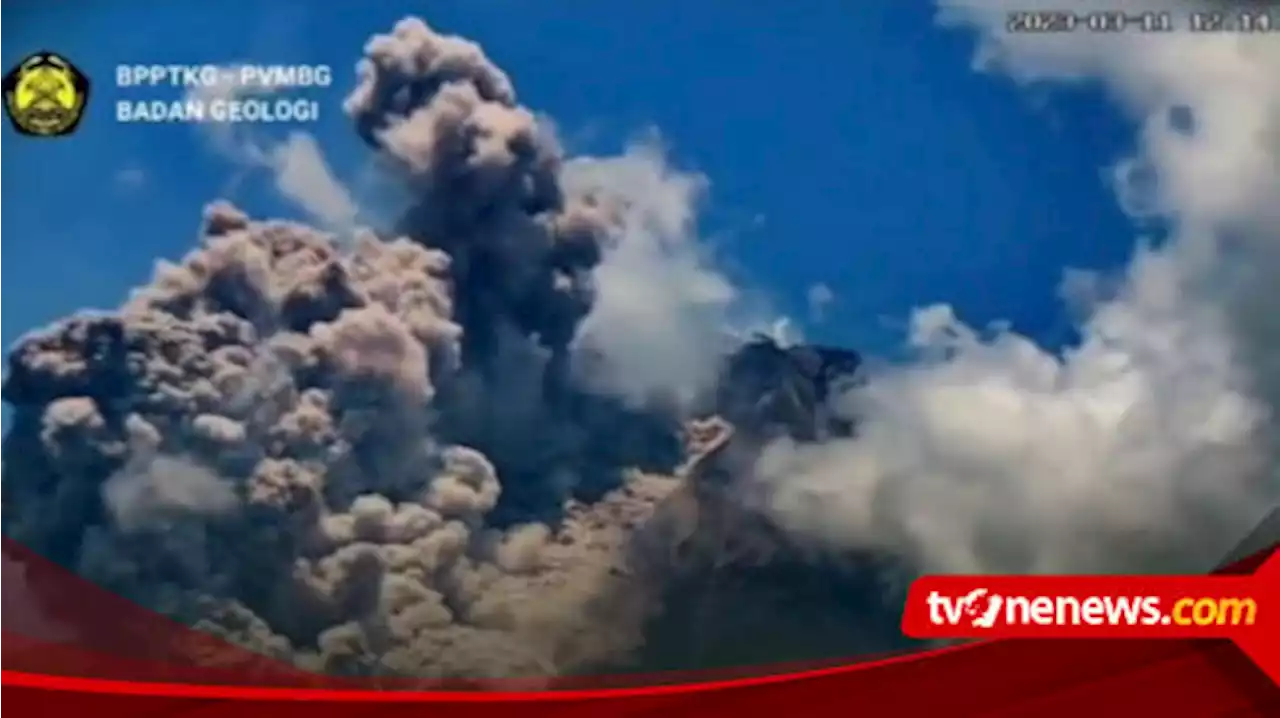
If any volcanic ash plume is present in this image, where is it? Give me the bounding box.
[0,17,696,680]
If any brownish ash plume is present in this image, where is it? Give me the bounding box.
[2,16,695,681]
[3,16,901,681]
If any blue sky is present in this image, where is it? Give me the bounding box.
[2,0,1140,360]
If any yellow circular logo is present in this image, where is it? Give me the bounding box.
[3,52,91,137]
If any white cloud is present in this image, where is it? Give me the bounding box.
[565,139,787,409]
[186,63,285,165]
[186,65,358,232]
[267,133,359,230]
[807,282,835,323]
[752,2,1280,576]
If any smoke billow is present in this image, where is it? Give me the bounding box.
[751,2,1280,576]
[6,6,1280,683]
[0,17,727,680]
[563,143,750,410]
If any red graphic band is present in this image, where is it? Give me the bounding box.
[903,550,1280,682]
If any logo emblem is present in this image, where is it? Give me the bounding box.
[959,588,1004,628]
[3,51,91,137]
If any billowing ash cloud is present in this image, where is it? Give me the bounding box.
[0,17,728,680]
[9,5,1278,683]
[344,17,598,358]
[1,199,690,678]
[751,2,1280,576]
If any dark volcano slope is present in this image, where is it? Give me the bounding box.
[712,335,861,444]
[625,337,921,674]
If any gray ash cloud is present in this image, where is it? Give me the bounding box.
[19,6,1263,682]
[0,17,705,681]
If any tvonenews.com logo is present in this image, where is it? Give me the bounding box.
[925,588,1258,630]
[900,570,1274,643]
[899,565,1279,680]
